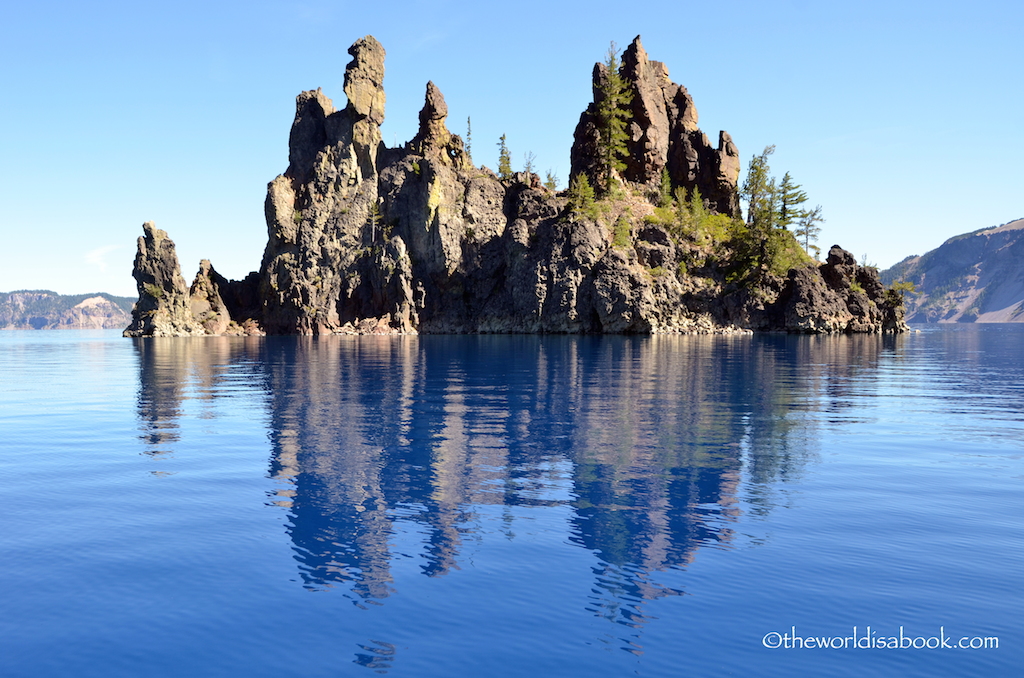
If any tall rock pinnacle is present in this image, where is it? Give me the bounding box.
[410,81,471,169]
[344,36,386,125]
[123,222,205,337]
[571,35,741,217]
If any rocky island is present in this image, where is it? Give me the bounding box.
[125,35,907,337]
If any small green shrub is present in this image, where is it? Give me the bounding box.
[643,206,676,227]
[885,280,917,306]
[612,216,631,248]
[567,173,596,216]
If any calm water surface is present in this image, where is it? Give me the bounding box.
[1,327,1021,677]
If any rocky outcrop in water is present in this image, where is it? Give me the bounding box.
[124,222,206,337]
[776,247,905,333]
[126,35,906,337]
[882,218,1024,322]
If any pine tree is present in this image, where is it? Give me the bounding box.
[567,173,595,214]
[777,172,808,230]
[688,186,707,225]
[673,186,689,231]
[497,134,513,181]
[739,145,823,277]
[740,145,781,277]
[544,170,559,191]
[465,116,473,163]
[595,41,633,193]
[523,151,536,178]
[742,145,778,231]
[794,204,824,259]
[367,200,381,242]
[657,167,673,208]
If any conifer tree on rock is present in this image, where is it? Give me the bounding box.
[595,42,633,193]
[497,134,513,181]
[795,205,824,259]
[777,172,808,230]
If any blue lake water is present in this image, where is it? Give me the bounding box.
[1,327,1021,677]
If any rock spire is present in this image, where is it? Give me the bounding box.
[570,36,741,216]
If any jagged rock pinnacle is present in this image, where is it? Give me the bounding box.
[410,81,470,168]
[123,222,205,337]
[571,34,741,217]
[344,36,386,125]
[411,81,450,151]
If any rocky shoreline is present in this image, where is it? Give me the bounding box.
[125,36,906,337]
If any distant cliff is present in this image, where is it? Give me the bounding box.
[1,290,133,329]
[125,35,906,337]
[882,218,1024,322]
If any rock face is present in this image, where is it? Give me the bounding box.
[881,218,1024,322]
[124,222,207,337]
[0,291,133,329]
[775,246,905,333]
[570,36,741,216]
[126,35,906,337]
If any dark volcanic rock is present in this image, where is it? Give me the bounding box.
[188,261,263,335]
[770,246,906,333]
[779,265,852,333]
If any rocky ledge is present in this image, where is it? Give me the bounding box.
[125,35,906,337]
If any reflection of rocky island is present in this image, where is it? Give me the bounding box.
[123,35,906,337]
[133,337,266,456]
[131,334,903,623]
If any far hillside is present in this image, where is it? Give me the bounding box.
[881,218,1024,322]
[0,290,135,329]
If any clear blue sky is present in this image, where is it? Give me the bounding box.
[1,0,1020,296]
